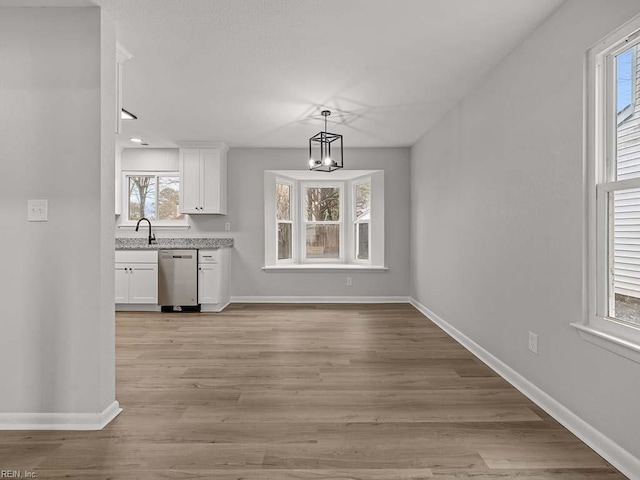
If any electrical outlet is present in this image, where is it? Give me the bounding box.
[346,276,353,286]
[28,199,48,222]
[224,222,231,231]
[528,331,538,355]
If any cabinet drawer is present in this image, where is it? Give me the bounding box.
[199,250,219,263]
[115,250,158,264]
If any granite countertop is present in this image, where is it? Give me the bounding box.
[116,237,233,250]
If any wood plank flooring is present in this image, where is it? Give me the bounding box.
[0,304,627,479]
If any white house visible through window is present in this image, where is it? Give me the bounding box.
[354,181,371,261]
[579,19,640,363]
[603,42,640,326]
[127,174,183,222]
[617,46,635,124]
[264,170,385,270]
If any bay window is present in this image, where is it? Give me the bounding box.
[264,170,385,270]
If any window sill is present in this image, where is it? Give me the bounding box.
[263,264,388,273]
[570,322,640,364]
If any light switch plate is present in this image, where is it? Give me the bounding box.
[28,199,48,222]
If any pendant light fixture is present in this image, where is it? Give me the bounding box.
[308,110,343,172]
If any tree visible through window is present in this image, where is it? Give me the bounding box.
[305,186,341,259]
[276,182,293,260]
[265,170,383,268]
[128,175,183,222]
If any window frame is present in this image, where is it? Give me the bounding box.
[121,170,189,227]
[352,178,372,264]
[577,19,640,363]
[301,182,344,264]
[275,178,295,264]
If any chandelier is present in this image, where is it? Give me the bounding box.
[308,110,343,172]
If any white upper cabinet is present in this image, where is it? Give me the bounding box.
[179,145,228,214]
[180,149,201,213]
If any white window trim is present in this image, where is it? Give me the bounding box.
[574,16,640,363]
[264,170,385,270]
[119,170,190,229]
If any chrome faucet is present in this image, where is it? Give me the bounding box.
[135,217,156,245]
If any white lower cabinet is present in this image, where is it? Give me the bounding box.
[198,263,220,304]
[198,249,230,312]
[115,248,229,312]
[115,251,158,306]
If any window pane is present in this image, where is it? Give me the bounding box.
[158,176,183,221]
[306,224,340,259]
[616,46,639,180]
[277,183,291,221]
[278,222,292,260]
[611,188,640,325]
[356,222,369,260]
[305,187,340,221]
[355,183,371,220]
[617,48,634,113]
[128,176,156,221]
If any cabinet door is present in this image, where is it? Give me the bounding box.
[129,264,158,304]
[201,149,222,213]
[198,263,220,304]
[115,264,129,303]
[180,149,201,213]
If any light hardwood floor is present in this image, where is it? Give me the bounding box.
[0,304,627,479]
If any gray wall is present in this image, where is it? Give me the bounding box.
[118,147,411,298]
[411,0,640,461]
[0,7,115,416]
[225,148,411,299]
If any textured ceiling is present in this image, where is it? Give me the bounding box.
[4,0,565,147]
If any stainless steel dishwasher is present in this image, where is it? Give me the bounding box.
[158,250,198,307]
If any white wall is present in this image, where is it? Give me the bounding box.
[117,147,411,299]
[411,0,640,466]
[0,7,116,423]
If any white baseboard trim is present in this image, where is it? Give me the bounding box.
[116,304,161,312]
[409,298,640,480]
[201,299,231,312]
[231,296,411,304]
[0,400,122,431]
